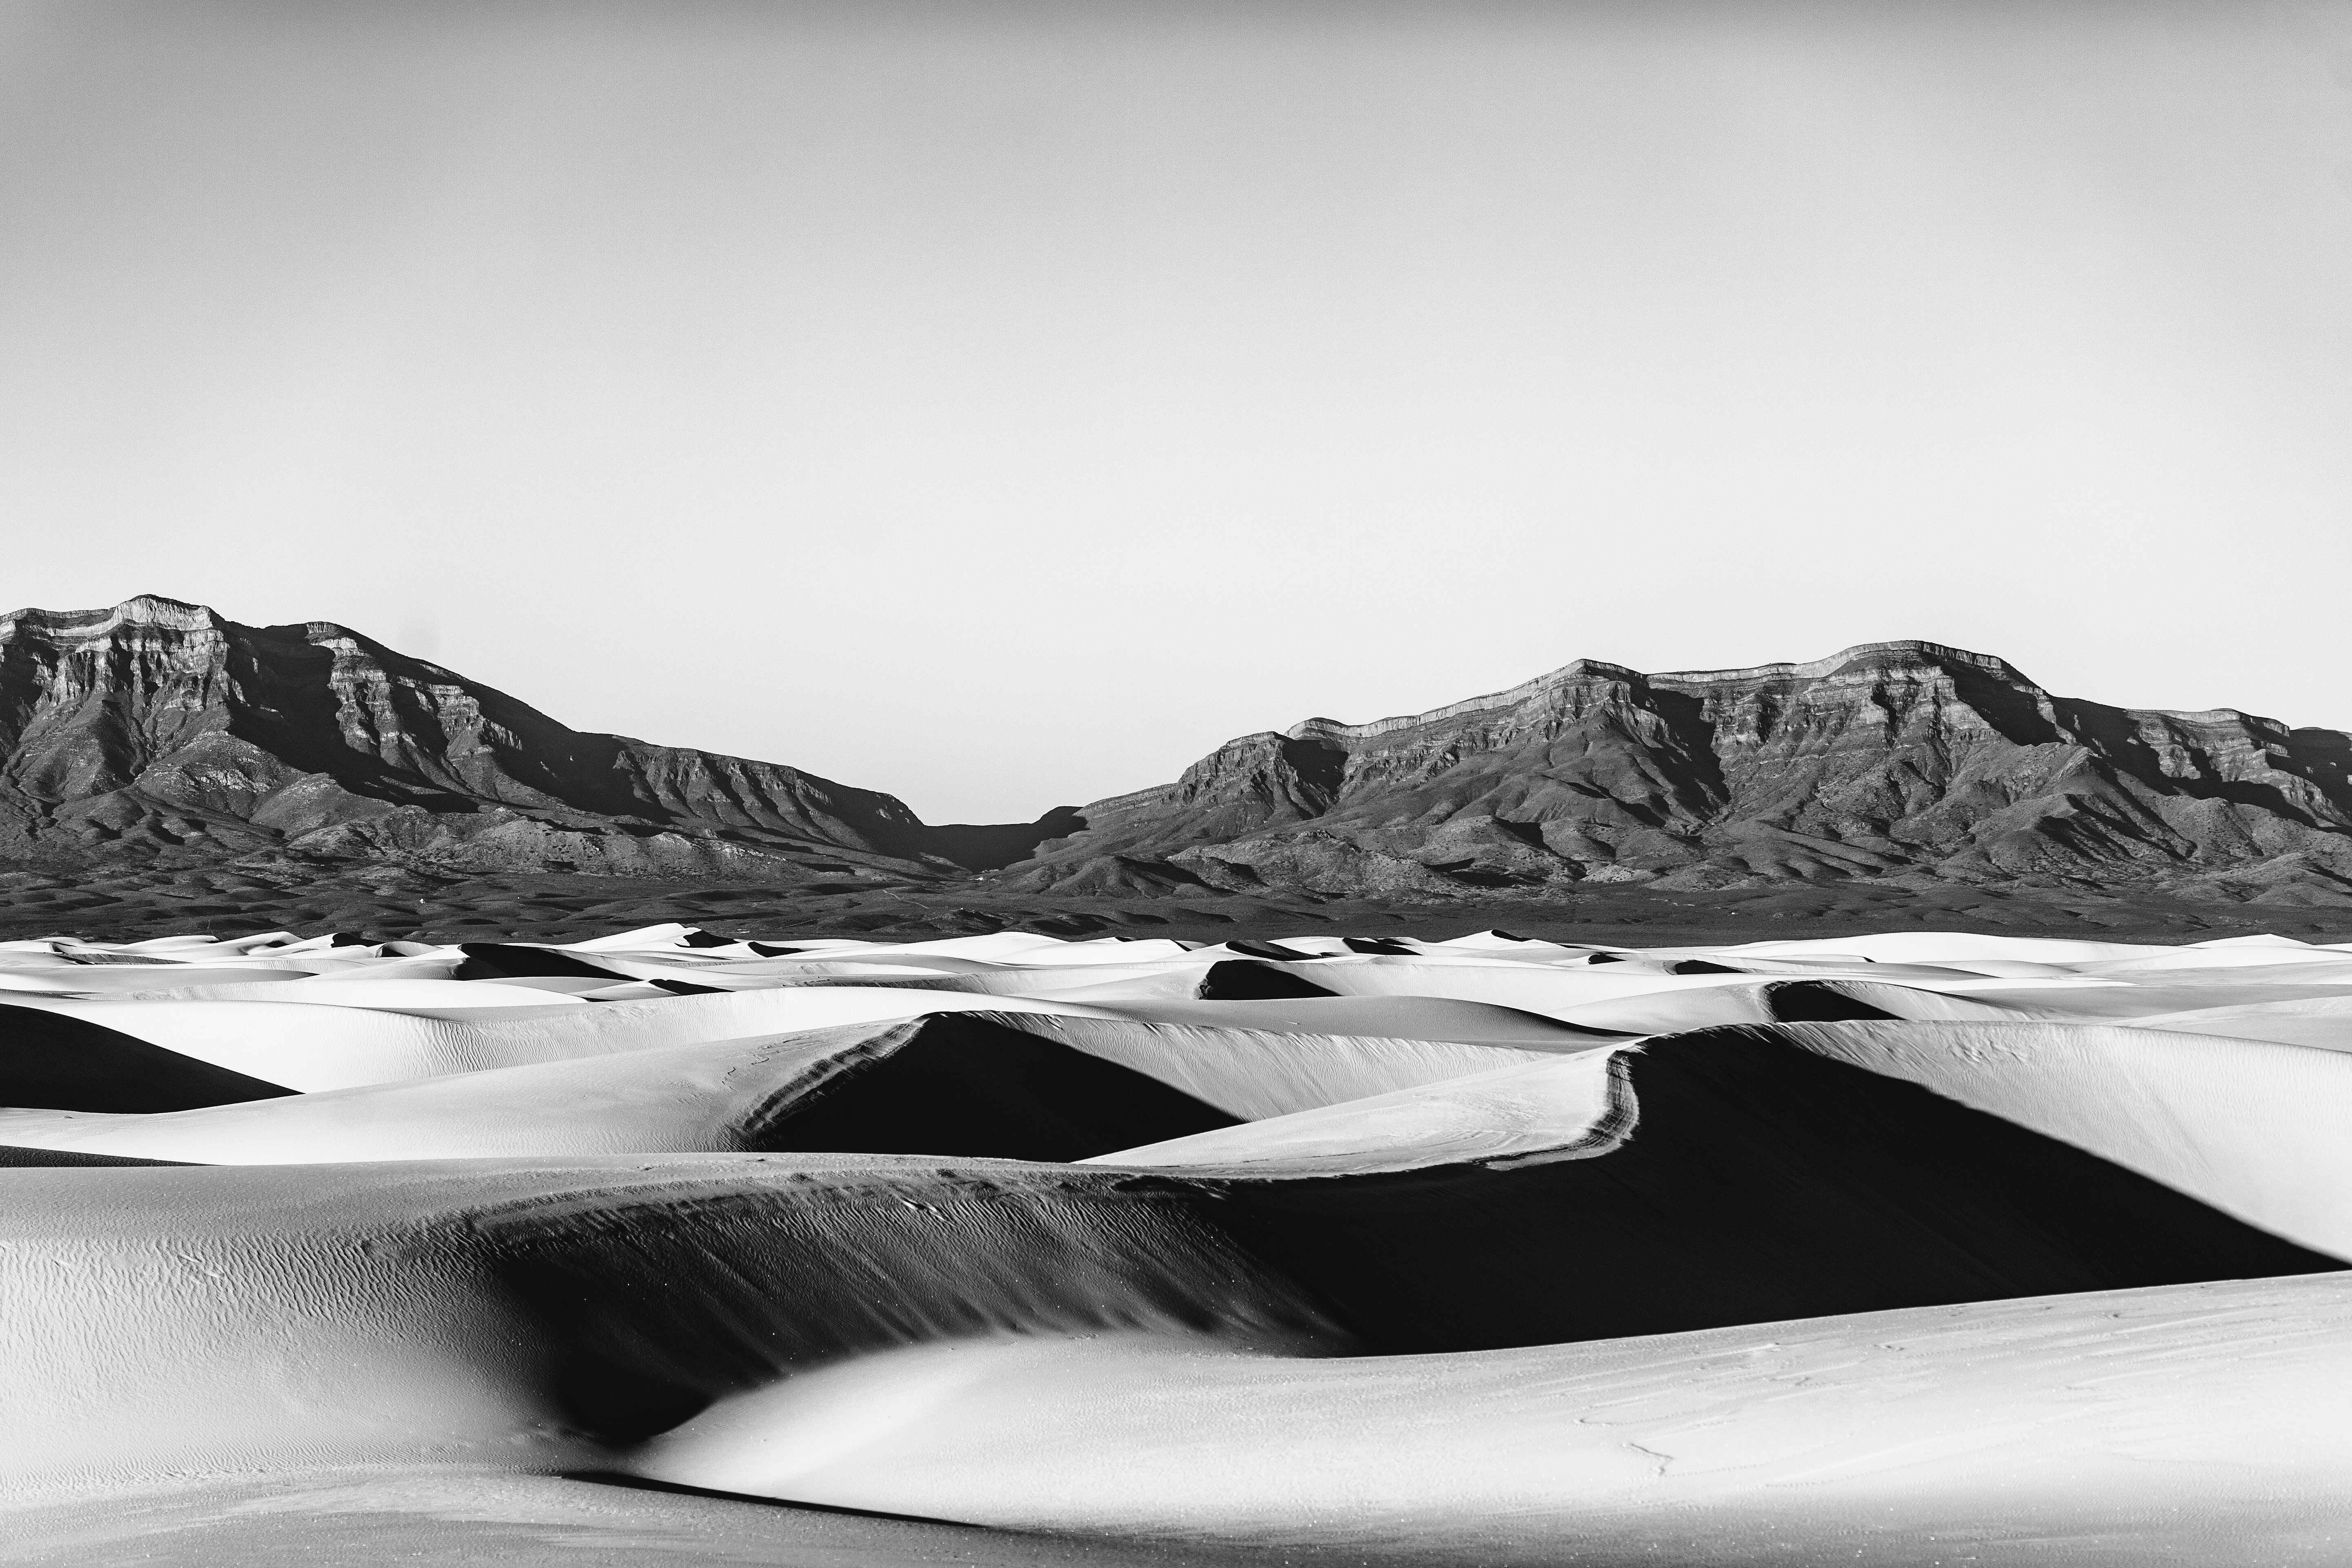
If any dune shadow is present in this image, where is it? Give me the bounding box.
[1213,1028,2342,1352]
[745,1014,1241,1162]
[561,1468,974,1525]
[0,1003,295,1111]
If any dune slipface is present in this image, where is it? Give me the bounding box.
[2,922,2349,1566]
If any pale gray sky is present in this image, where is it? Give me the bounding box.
[4,0,2350,822]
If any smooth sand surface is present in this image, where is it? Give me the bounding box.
[1087,1047,1633,1173]
[633,1273,2352,1565]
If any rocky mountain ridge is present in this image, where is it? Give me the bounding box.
[3,600,2347,908]
[1002,641,2352,904]
[0,596,1062,889]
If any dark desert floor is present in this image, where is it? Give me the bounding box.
[3,866,2342,951]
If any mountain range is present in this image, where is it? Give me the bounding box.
[3,596,2348,909]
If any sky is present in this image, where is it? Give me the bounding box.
[3,0,2350,824]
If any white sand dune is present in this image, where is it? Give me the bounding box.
[1074,993,1611,1045]
[2124,993,2352,1051]
[4,921,2350,1566]
[1720,931,2185,964]
[0,1015,1237,1165]
[118,977,592,1008]
[0,964,311,993]
[633,1273,2352,1565]
[1089,1047,1634,1174]
[0,987,1121,1090]
[981,1010,1573,1119]
[0,1152,1343,1490]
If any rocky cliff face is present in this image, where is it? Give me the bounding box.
[0,596,1056,885]
[1001,643,2352,904]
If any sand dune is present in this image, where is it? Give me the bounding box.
[1760,1018,2352,1255]
[1186,1029,2336,1355]
[633,1273,2352,1564]
[0,1152,1346,1487]
[2,922,2347,1565]
[980,1010,1574,1119]
[0,985,1125,1090]
[0,1004,295,1111]
[2126,993,2352,1050]
[1090,1047,1634,1173]
[0,1015,1241,1165]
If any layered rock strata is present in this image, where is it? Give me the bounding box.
[1002,643,2352,903]
[0,597,1055,884]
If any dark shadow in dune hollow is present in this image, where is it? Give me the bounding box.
[454,942,632,981]
[746,1014,1241,1163]
[1762,979,1901,1020]
[0,1143,194,1167]
[477,1163,1336,1444]
[1194,959,1336,999]
[0,1003,295,1111]
[1214,1029,2344,1352]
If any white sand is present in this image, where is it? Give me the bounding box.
[4,921,2350,1565]
[1089,1047,1631,1173]
[634,1273,2352,1564]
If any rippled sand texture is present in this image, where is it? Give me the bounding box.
[4,923,2350,1566]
